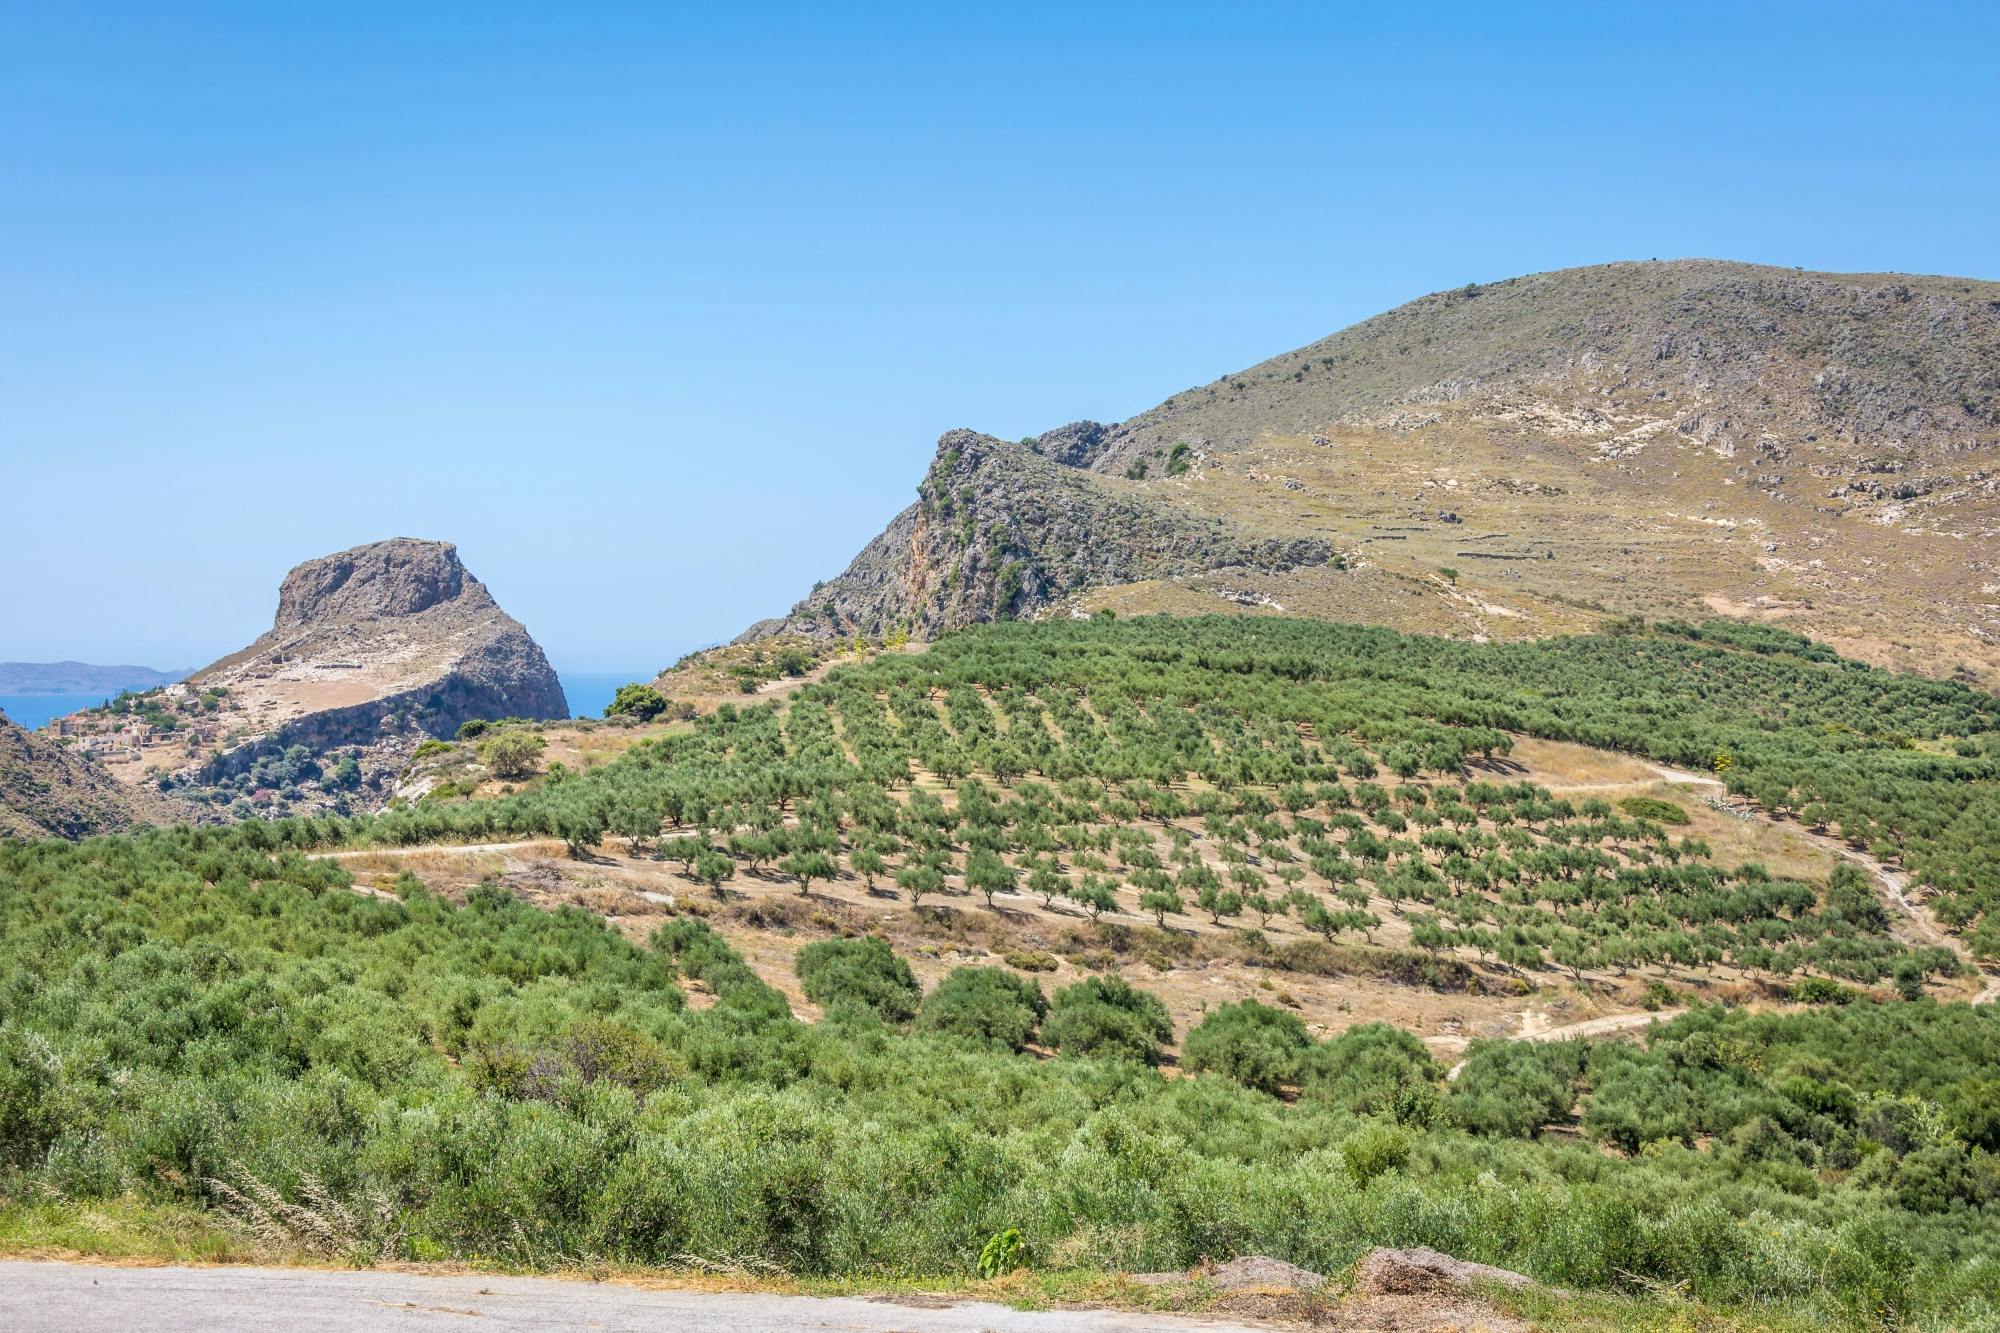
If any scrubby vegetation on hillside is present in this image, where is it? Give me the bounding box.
[0,835,1995,1327]
[4,615,1998,1326]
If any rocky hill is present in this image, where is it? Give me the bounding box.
[739,427,1332,641]
[188,539,568,761]
[0,710,179,838]
[747,259,2000,681]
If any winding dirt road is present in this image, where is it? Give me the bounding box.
[1608,765,1998,1004]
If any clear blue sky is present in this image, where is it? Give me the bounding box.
[4,1,1996,673]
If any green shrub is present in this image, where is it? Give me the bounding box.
[1305,1021,1441,1120]
[1339,1121,1414,1185]
[1181,1000,1312,1095]
[1451,1039,1586,1137]
[977,1226,1026,1277]
[651,917,791,1020]
[605,683,670,722]
[1618,795,1691,825]
[1793,976,1860,1005]
[917,967,1046,1051]
[478,730,546,779]
[1002,950,1059,973]
[1041,975,1173,1065]
[795,936,921,1023]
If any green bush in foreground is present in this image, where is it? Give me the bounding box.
[918,967,1047,1051]
[0,837,1997,1329]
[1181,999,1313,1094]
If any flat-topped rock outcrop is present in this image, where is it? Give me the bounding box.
[190,539,568,766]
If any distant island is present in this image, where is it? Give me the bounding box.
[0,661,186,695]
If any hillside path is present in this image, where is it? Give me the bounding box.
[0,1261,1275,1333]
[1551,764,1998,1004]
[314,839,560,860]
[1444,1009,1682,1081]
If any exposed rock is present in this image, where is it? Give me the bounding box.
[188,539,568,779]
[744,431,1332,639]
[1352,1247,1536,1297]
[0,711,183,839]
[270,540,476,627]
[1029,419,1113,468]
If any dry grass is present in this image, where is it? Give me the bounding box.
[205,1165,401,1261]
[1051,404,2000,685]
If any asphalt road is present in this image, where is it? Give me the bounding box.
[0,1261,1272,1333]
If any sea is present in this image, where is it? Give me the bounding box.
[2,675,648,732]
[558,671,651,722]
[0,693,114,731]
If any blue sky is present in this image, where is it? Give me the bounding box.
[3,1,1996,673]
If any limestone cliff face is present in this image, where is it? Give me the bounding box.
[191,539,568,771]
[0,712,179,839]
[270,540,478,628]
[742,429,1333,640]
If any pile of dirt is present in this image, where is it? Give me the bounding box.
[1131,1255,1326,1291]
[1352,1247,1536,1297]
[1129,1250,1534,1330]
[1198,1256,1329,1290]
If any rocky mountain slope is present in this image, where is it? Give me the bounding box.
[189,539,568,762]
[740,427,1332,641]
[747,259,2000,681]
[0,711,179,838]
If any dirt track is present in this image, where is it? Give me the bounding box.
[1608,765,1997,1004]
